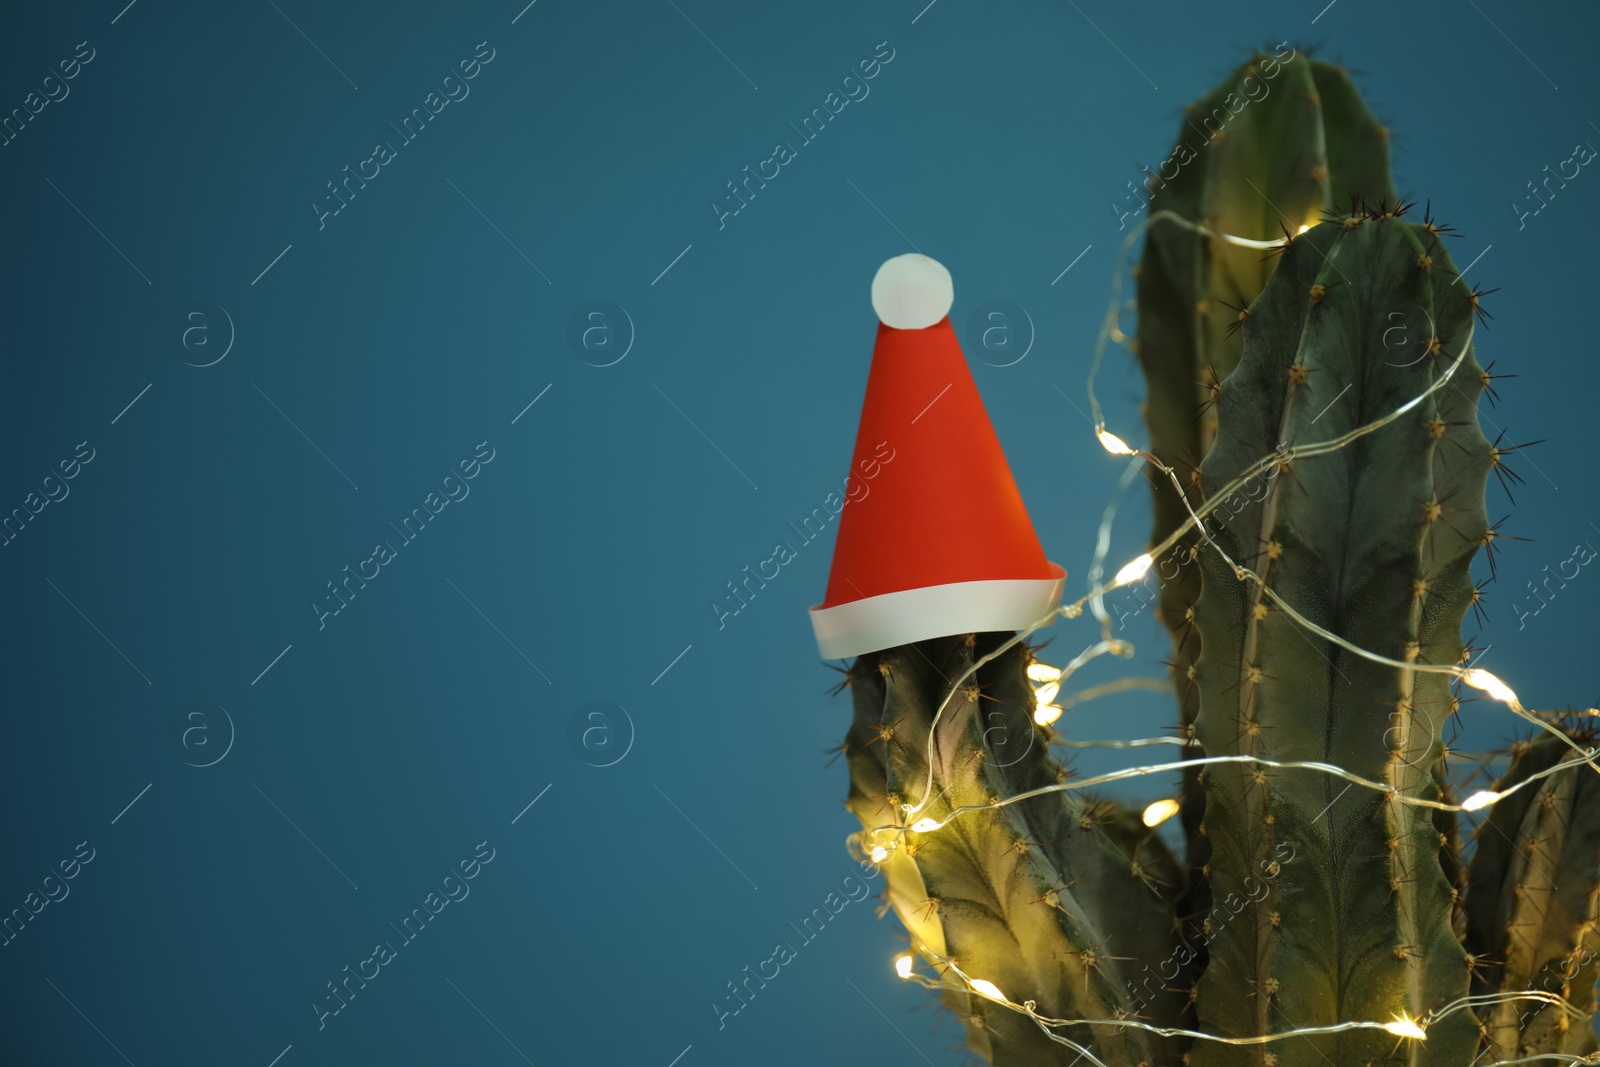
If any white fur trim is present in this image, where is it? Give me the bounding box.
[810,565,1066,660]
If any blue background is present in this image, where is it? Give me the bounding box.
[2,1,1596,1064]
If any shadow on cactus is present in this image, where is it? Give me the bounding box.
[830,50,1599,1067]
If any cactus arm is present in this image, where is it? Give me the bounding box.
[1134,52,1397,551]
[844,635,1185,1066]
[1133,57,1400,922]
[1187,214,1487,1066]
[1464,731,1600,1061]
[1310,62,1396,205]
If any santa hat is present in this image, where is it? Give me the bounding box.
[809,253,1066,660]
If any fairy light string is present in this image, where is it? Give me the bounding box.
[905,248,1523,816]
[1101,326,1600,773]
[1054,676,1172,710]
[1085,453,1148,635]
[871,746,1598,845]
[894,938,1588,1063]
[1084,210,1285,438]
[1072,205,1600,775]
[870,207,1599,1064]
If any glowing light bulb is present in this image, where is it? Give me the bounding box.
[969,978,1006,1002]
[870,844,890,863]
[1034,704,1063,727]
[910,818,939,833]
[1462,668,1517,704]
[1461,790,1501,812]
[1382,1015,1427,1040]
[1115,553,1154,586]
[1141,798,1182,827]
[1097,428,1136,455]
[894,954,914,979]
[1027,663,1063,683]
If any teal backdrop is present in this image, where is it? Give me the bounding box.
[2,1,1597,1064]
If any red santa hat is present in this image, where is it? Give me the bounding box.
[809,253,1066,660]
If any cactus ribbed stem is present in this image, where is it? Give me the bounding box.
[844,634,1184,1066]
[1190,212,1486,1066]
[1135,54,1399,912]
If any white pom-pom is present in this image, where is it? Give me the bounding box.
[871,253,953,330]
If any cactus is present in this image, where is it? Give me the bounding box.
[843,634,1186,1066]
[1186,208,1487,1066]
[1465,725,1600,1061]
[1133,50,1397,896]
[832,56,1600,1067]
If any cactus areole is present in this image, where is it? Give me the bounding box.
[808,253,1064,660]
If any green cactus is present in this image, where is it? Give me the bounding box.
[843,634,1187,1067]
[1133,50,1397,891]
[1465,726,1600,1061]
[1186,209,1487,1066]
[832,56,1600,1067]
